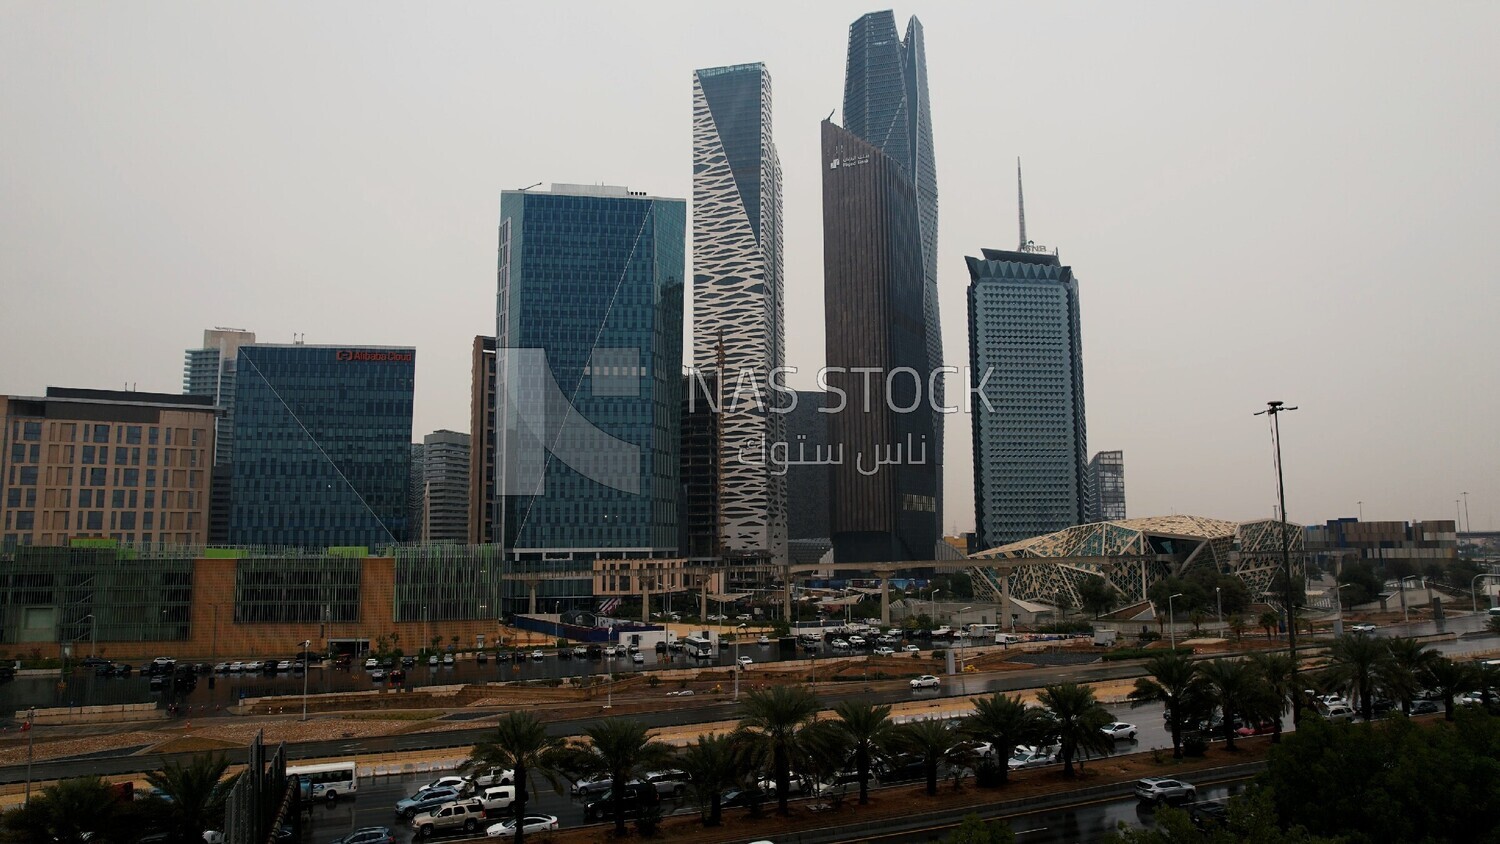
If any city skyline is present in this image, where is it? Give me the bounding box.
[2,2,1496,531]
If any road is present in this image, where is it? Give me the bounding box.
[305,707,1192,844]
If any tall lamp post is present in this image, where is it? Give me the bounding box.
[1471,574,1500,613]
[1400,576,1419,624]
[733,623,746,702]
[1167,593,1183,651]
[957,606,973,694]
[1333,583,1353,638]
[1256,399,1301,725]
[929,589,942,626]
[299,640,311,721]
[1215,587,1222,628]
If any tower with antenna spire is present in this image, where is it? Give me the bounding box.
[1016,158,1052,255]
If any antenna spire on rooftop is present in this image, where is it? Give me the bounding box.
[1017,157,1027,250]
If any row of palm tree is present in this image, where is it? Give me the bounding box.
[465,681,1122,842]
[1127,638,1496,760]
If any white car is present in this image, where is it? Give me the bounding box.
[422,775,472,795]
[632,652,645,663]
[1008,747,1057,769]
[486,815,558,837]
[228,661,243,672]
[276,660,292,671]
[442,653,455,665]
[665,689,695,697]
[530,650,545,661]
[572,646,588,657]
[604,645,620,657]
[848,635,867,646]
[910,674,941,690]
[1349,623,1377,633]
[757,635,771,645]
[243,661,263,672]
[873,647,896,657]
[737,656,753,667]
[1101,722,1138,740]
[831,639,851,650]
[364,658,378,669]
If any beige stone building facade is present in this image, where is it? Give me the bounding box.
[0,388,217,547]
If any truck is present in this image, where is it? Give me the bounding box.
[1092,628,1118,647]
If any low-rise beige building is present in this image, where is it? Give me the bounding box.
[0,388,217,547]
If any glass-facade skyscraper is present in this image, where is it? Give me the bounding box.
[842,10,943,533]
[691,62,786,566]
[1086,450,1126,522]
[228,344,415,548]
[967,249,1089,551]
[822,119,937,563]
[496,184,685,553]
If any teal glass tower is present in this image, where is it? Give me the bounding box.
[967,249,1089,551]
[228,344,416,548]
[496,184,685,553]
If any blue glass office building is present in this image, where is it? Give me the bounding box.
[496,184,685,552]
[967,249,1089,551]
[228,344,415,548]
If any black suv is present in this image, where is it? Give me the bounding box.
[583,782,660,822]
[1188,799,1230,829]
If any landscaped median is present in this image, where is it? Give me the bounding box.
[544,741,1275,844]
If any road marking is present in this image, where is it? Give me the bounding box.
[1015,827,1048,835]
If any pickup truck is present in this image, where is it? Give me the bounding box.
[477,785,516,817]
[411,798,485,838]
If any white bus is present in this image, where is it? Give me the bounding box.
[287,761,357,802]
[682,635,713,657]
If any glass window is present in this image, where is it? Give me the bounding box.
[123,469,139,488]
[115,447,128,464]
[126,426,141,444]
[148,427,159,445]
[146,469,156,487]
[4,490,18,508]
[79,489,92,508]
[144,491,155,509]
[28,444,39,462]
[93,424,110,443]
[9,444,22,462]
[82,445,95,465]
[143,512,155,529]
[86,511,103,530]
[18,467,37,486]
[22,421,41,441]
[131,448,140,465]
[89,468,106,486]
[111,490,126,509]
[147,449,157,466]
[119,512,136,530]
[15,512,33,530]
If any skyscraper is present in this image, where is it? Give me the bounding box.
[691,62,787,566]
[842,10,942,529]
[182,328,255,467]
[468,335,497,545]
[228,344,415,548]
[1086,450,1126,522]
[496,184,684,553]
[421,429,469,543]
[822,119,938,563]
[967,244,1089,551]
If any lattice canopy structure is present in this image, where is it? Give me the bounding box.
[967,515,1303,609]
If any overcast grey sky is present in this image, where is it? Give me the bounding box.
[3,1,1496,533]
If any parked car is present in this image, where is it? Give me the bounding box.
[1100,722,1138,740]
[848,635,867,647]
[476,785,515,817]
[572,646,589,658]
[428,655,440,666]
[831,639,851,650]
[530,650,545,661]
[1349,623,1377,633]
[1008,747,1057,770]
[1189,799,1230,829]
[410,798,485,838]
[1134,777,1198,806]
[485,815,558,837]
[370,669,386,682]
[331,827,396,844]
[364,658,379,670]
[470,767,515,789]
[396,787,463,820]
[757,635,771,645]
[665,689,695,697]
[753,774,811,795]
[1320,705,1357,723]
[872,646,896,657]
[583,783,660,822]
[1409,700,1441,715]
[719,787,767,809]
[632,652,645,664]
[1235,721,1277,737]
[421,776,471,795]
[877,753,926,783]
[442,653,455,665]
[903,644,921,653]
[571,776,617,798]
[737,656,754,668]
[641,769,691,797]
[910,674,941,690]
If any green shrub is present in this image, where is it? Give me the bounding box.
[1182,735,1207,757]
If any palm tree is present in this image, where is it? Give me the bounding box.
[1188,609,1208,635]
[897,719,957,795]
[734,684,828,816]
[564,719,677,836]
[831,700,899,805]
[676,733,740,827]
[1422,657,1475,722]
[1325,633,1390,722]
[1036,683,1113,776]
[1227,614,1248,644]
[1247,651,1295,743]
[1196,659,1264,750]
[1379,637,1437,716]
[144,754,238,843]
[963,694,1050,786]
[2,776,130,844]
[1128,653,1206,758]
[463,711,568,844]
[1259,610,1281,642]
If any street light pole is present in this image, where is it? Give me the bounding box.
[930,589,941,626]
[1215,587,1222,627]
[299,640,311,721]
[733,624,746,702]
[957,606,973,694]
[1463,491,1471,536]
[1168,593,1183,651]
[1256,399,1301,725]
[1400,576,1419,624]
[1334,583,1353,638]
[23,707,35,805]
[1471,574,1500,613]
